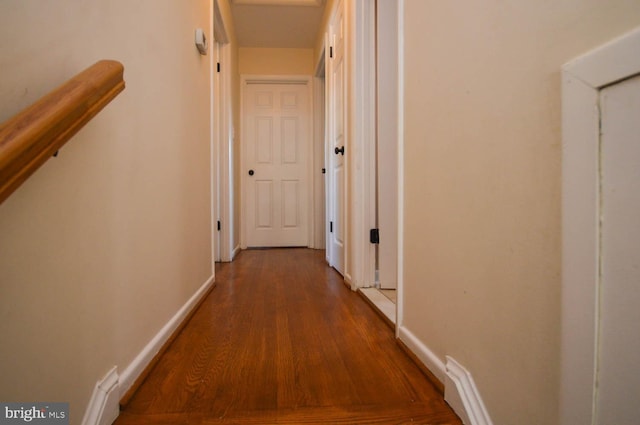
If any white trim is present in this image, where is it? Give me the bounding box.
[563,28,640,88]
[375,0,399,292]
[561,25,640,425]
[397,325,446,383]
[212,41,221,263]
[219,43,234,262]
[312,73,326,250]
[363,0,377,288]
[344,272,353,287]
[211,0,235,262]
[348,0,376,290]
[81,367,120,425]
[212,0,234,263]
[118,275,215,398]
[395,0,404,336]
[445,356,493,425]
[398,325,494,425]
[231,244,241,259]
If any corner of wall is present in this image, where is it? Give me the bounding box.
[118,275,214,397]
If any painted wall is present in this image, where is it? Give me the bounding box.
[239,48,314,75]
[401,1,640,424]
[0,1,212,423]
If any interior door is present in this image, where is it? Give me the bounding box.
[327,2,345,274]
[595,73,640,424]
[243,81,310,248]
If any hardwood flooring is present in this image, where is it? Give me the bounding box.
[115,249,461,425]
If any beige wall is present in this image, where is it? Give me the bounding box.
[0,1,212,423]
[402,1,640,424]
[239,47,314,75]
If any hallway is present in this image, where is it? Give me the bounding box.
[115,249,461,424]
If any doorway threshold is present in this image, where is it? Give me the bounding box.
[358,287,396,329]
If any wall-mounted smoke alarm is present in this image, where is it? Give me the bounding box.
[195,28,208,55]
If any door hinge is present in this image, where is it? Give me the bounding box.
[330,46,333,58]
[217,62,221,73]
[330,221,333,233]
[370,228,380,244]
[322,168,326,174]
[217,220,221,231]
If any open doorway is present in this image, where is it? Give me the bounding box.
[212,0,234,263]
[358,0,399,325]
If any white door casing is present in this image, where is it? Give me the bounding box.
[561,26,640,425]
[594,73,640,425]
[212,41,222,262]
[241,77,312,248]
[313,55,327,251]
[376,0,399,289]
[212,0,234,262]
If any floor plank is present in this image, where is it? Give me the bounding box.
[115,249,461,425]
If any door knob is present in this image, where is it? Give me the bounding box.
[248,169,254,176]
[334,146,345,155]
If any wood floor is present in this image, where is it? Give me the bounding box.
[115,249,461,425]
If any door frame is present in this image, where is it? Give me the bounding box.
[561,26,640,424]
[212,40,222,263]
[343,0,376,289]
[323,0,391,292]
[316,39,331,262]
[375,0,399,290]
[313,50,327,251]
[211,0,234,262]
[355,0,378,290]
[239,74,314,249]
[326,0,378,287]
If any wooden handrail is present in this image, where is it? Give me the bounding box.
[0,60,125,205]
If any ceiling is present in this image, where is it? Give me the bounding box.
[230,0,326,48]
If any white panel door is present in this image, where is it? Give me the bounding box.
[243,82,310,247]
[327,2,345,274]
[596,74,640,425]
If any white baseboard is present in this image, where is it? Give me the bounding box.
[344,273,356,290]
[398,325,447,383]
[231,244,241,260]
[118,274,215,399]
[445,356,493,425]
[81,367,120,425]
[397,327,492,425]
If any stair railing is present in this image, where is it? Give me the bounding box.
[0,60,125,205]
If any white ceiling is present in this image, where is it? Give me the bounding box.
[230,0,326,48]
